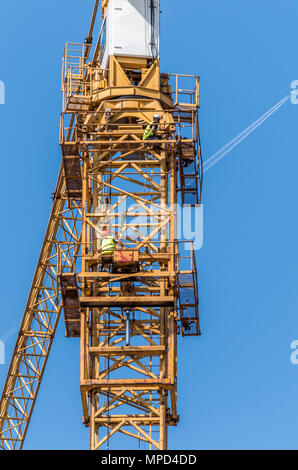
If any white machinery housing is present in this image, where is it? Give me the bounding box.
[99,0,160,70]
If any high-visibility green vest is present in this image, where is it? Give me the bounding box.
[101,237,116,254]
[143,121,157,140]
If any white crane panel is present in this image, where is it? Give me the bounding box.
[100,0,160,69]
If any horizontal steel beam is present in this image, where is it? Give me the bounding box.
[80,296,175,307]
[89,346,166,356]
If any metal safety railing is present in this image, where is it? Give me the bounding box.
[175,241,200,336]
[59,111,199,145]
[62,44,200,112]
[168,73,200,108]
[62,43,92,112]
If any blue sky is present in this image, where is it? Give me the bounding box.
[1,0,298,450]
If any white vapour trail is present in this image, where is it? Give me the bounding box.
[204,96,289,173]
[205,96,289,165]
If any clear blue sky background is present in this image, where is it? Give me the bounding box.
[0,0,298,450]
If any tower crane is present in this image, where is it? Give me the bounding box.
[0,0,203,450]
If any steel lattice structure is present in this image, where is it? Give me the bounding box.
[0,0,203,450]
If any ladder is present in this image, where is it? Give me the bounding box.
[178,141,200,206]
[177,244,200,336]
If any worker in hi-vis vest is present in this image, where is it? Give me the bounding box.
[143,114,161,141]
[101,227,124,256]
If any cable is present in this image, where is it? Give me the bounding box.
[150,0,157,60]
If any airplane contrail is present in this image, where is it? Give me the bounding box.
[204,96,289,173]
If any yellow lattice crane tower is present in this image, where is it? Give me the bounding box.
[0,0,202,450]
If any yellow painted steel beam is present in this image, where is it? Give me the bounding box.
[0,167,82,449]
